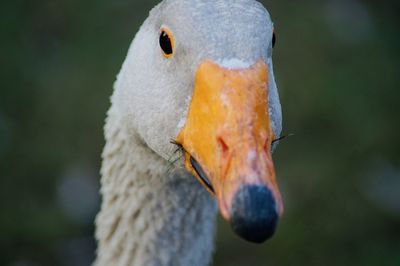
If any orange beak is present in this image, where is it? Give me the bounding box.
[176,59,283,243]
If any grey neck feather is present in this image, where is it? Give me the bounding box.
[94,104,218,266]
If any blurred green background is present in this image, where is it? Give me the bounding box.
[1,0,399,265]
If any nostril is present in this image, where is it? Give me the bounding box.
[217,137,231,178]
[263,139,268,153]
[218,137,229,158]
[263,137,272,153]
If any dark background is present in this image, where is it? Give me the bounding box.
[1,0,399,265]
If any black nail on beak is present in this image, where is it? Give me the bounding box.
[230,184,279,243]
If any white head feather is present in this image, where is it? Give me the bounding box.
[113,0,281,161]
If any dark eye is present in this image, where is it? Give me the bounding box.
[272,32,276,48]
[159,28,174,58]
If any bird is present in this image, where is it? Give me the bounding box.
[94,0,283,265]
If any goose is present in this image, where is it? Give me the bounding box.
[94,0,284,265]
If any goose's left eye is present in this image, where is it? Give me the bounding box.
[159,28,174,58]
[272,32,276,48]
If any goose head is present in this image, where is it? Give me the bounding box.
[114,0,283,243]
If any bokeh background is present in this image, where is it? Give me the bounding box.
[1,0,399,265]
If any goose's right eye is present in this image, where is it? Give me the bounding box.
[159,28,174,58]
